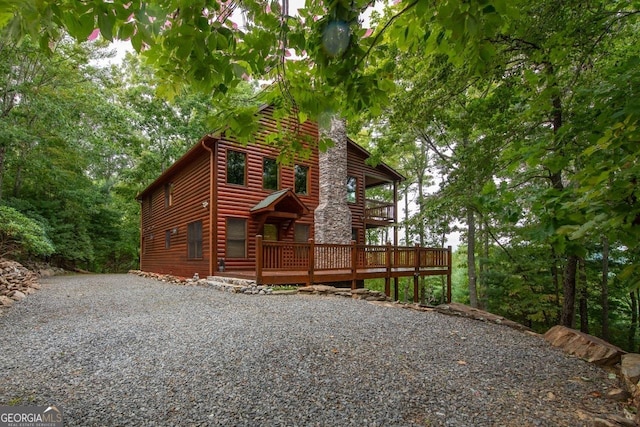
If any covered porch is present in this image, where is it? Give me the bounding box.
[216,236,452,303]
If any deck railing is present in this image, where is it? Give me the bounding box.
[256,236,452,302]
[364,199,395,223]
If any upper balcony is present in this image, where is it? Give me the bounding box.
[364,199,396,228]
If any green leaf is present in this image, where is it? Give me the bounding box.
[97,11,115,41]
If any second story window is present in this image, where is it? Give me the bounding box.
[294,164,309,195]
[227,150,246,186]
[147,194,153,218]
[346,176,357,203]
[164,183,174,208]
[263,157,278,190]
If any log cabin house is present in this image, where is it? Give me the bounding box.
[137,105,451,301]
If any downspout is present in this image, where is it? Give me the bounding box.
[201,138,217,277]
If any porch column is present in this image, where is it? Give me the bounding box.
[314,117,352,244]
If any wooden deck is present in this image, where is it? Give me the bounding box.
[215,236,452,303]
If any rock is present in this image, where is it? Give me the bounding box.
[543,325,625,366]
[313,285,337,294]
[621,353,640,387]
[298,286,315,293]
[591,415,637,427]
[0,295,14,307]
[10,290,26,300]
[39,269,56,277]
[606,388,631,402]
[435,302,531,332]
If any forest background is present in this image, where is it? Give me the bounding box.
[1,0,639,352]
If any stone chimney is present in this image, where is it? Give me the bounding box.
[314,117,352,244]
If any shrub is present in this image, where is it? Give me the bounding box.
[0,205,55,259]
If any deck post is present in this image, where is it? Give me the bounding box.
[308,238,315,287]
[413,243,420,303]
[256,235,263,285]
[447,245,452,303]
[351,240,357,290]
[385,241,392,297]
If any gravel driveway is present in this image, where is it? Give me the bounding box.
[0,274,624,426]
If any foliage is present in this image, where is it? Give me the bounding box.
[0,205,54,258]
[2,0,640,349]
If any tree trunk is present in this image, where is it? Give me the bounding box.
[478,219,489,310]
[12,160,23,198]
[601,236,610,341]
[467,207,478,308]
[561,255,578,328]
[637,290,640,353]
[578,257,588,334]
[551,247,561,322]
[0,145,5,201]
[630,290,638,351]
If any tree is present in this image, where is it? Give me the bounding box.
[4,0,640,339]
[0,205,54,259]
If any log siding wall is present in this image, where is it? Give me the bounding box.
[214,106,319,272]
[140,153,211,277]
[138,105,401,278]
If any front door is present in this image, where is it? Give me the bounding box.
[263,223,279,241]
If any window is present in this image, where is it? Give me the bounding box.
[346,176,357,203]
[263,157,279,190]
[352,228,359,243]
[263,224,278,241]
[165,230,171,249]
[294,224,310,243]
[164,183,174,208]
[294,164,309,195]
[147,194,152,218]
[227,218,247,258]
[187,221,203,259]
[227,150,246,185]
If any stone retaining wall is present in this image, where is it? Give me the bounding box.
[0,259,41,312]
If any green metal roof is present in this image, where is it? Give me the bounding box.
[250,189,292,212]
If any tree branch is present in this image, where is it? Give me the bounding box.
[354,0,419,70]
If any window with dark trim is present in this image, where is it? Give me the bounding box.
[346,176,357,203]
[187,220,203,259]
[164,183,174,208]
[294,164,309,195]
[294,224,310,243]
[147,194,153,218]
[263,157,278,190]
[165,230,171,249]
[226,218,247,258]
[227,150,246,185]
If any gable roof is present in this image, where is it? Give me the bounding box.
[250,189,309,215]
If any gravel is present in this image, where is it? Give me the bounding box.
[0,274,624,426]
